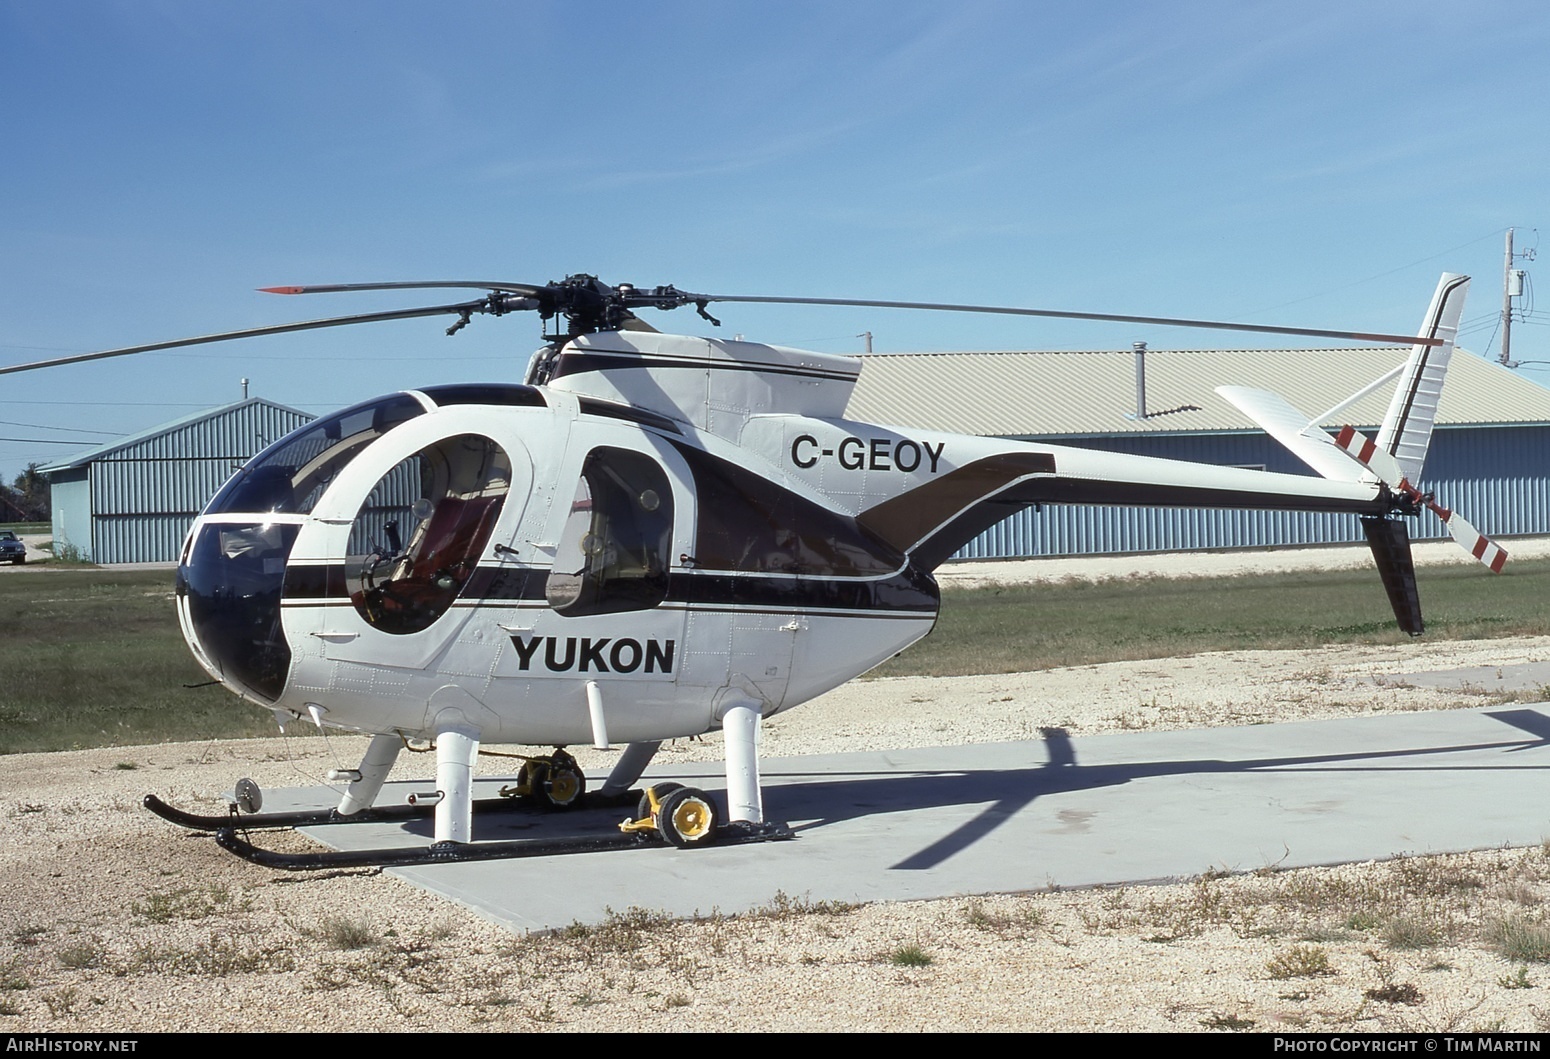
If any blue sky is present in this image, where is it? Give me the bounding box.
[3,1,1548,483]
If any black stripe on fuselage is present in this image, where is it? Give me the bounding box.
[281,563,937,614]
[576,396,684,434]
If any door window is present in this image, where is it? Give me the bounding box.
[546,448,673,616]
[349,434,511,634]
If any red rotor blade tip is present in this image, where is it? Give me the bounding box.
[258,286,306,295]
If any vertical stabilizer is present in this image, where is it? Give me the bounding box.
[1375,274,1470,482]
[1361,515,1423,636]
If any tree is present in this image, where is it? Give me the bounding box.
[3,464,50,523]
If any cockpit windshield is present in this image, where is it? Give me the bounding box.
[206,394,426,515]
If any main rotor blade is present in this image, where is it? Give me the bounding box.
[698,294,1442,347]
[261,280,545,296]
[0,299,499,377]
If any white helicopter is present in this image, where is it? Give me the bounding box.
[3,272,1504,868]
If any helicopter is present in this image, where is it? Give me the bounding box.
[2,271,1504,868]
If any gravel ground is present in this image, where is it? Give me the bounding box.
[4,543,1550,1033]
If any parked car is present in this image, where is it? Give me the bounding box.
[0,530,26,564]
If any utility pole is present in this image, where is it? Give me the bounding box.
[1500,227,1536,367]
[857,332,872,353]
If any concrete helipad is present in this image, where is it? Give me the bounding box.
[263,704,1550,933]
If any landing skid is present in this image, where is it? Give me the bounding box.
[143,789,636,833]
[214,819,793,871]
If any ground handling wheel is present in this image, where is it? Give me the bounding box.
[511,759,550,805]
[543,763,586,809]
[502,749,587,809]
[635,782,684,826]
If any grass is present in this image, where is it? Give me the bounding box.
[0,569,296,753]
[1488,915,1550,963]
[870,557,1550,678]
[5,558,1550,753]
[887,944,933,967]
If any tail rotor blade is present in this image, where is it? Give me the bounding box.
[1444,511,1509,573]
[1335,427,1507,573]
[1333,425,1405,487]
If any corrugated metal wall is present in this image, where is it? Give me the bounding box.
[84,402,314,564]
[48,470,91,561]
[952,425,1550,559]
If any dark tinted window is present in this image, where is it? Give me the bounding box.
[178,522,299,702]
[419,384,547,409]
[678,446,900,577]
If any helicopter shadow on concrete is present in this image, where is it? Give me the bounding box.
[297,707,1550,884]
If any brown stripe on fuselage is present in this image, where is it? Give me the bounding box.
[858,452,1057,560]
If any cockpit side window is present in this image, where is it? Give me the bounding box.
[546,448,673,617]
[208,394,425,515]
[348,434,511,635]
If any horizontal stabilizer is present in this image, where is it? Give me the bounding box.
[1216,386,1365,482]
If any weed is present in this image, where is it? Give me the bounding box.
[1265,944,1335,979]
[1498,880,1543,907]
[12,926,46,948]
[665,994,691,1008]
[132,883,248,923]
[1383,915,1445,950]
[55,942,103,971]
[0,999,19,1016]
[127,936,296,977]
[761,890,862,919]
[1344,910,1382,932]
[113,761,137,770]
[0,960,29,991]
[963,898,1045,935]
[1499,967,1534,990]
[888,945,933,968]
[1201,1012,1256,1031]
[1365,982,1424,1005]
[42,988,77,1018]
[318,915,378,951]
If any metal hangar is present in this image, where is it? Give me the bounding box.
[846,347,1550,559]
[42,398,314,564]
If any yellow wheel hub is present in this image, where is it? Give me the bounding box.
[671,798,712,839]
[548,770,581,804]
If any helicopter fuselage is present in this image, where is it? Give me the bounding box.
[175,330,1390,752]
